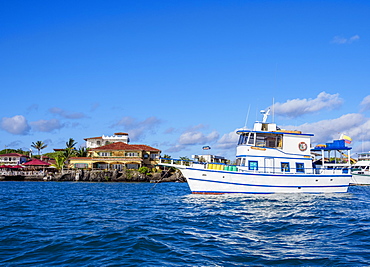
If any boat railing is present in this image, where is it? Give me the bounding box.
[158,158,351,175]
[159,158,204,167]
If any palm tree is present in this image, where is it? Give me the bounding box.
[63,138,78,169]
[31,141,47,155]
[66,138,77,149]
[76,147,89,157]
[63,148,76,166]
[52,155,66,171]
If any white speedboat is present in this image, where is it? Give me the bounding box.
[350,152,370,185]
[160,111,352,194]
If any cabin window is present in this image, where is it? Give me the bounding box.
[248,161,258,170]
[238,135,242,145]
[256,135,266,147]
[281,162,290,172]
[248,133,255,145]
[241,158,246,166]
[296,163,304,173]
[254,134,283,148]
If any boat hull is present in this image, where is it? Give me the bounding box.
[350,174,370,185]
[181,168,350,194]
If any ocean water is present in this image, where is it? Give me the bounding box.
[1,182,370,266]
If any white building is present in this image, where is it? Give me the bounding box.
[192,154,228,164]
[0,153,29,166]
[85,132,130,148]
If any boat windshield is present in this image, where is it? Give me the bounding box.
[238,132,282,148]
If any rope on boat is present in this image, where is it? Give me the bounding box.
[147,167,172,193]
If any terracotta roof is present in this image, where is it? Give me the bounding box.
[23,159,51,166]
[0,153,28,157]
[133,144,161,152]
[114,132,128,135]
[84,136,103,141]
[90,142,160,152]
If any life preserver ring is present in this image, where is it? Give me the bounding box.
[299,142,308,151]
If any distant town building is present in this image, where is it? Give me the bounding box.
[192,154,228,164]
[357,152,370,161]
[69,135,161,170]
[0,153,29,166]
[85,132,130,148]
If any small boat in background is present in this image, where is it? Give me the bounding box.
[159,110,352,194]
[351,152,370,185]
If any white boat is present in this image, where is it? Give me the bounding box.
[159,111,352,194]
[350,152,370,185]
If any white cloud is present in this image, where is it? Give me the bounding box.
[30,119,64,132]
[166,144,186,153]
[354,141,370,154]
[331,35,360,44]
[282,113,367,144]
[273,92,343,118]
[49,107,87,119]
[216,130,239,149]
[360,95,370,111]
[179,130,219,145]
[112,116,162,141]
[1,115,31,135]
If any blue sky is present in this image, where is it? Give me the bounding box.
[1,0,369,159]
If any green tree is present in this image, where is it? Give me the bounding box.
[66,138,77,149]
[138,166,149,175]
[63,148,75,161]
[52,155,66,171]
[180,156,191,166]
[31,141,48,155]
[76,147,89,157]
[62,138,78,169]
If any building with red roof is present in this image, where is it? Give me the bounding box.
[69,141,161,170]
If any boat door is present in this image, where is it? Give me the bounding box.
[264,158,274,173]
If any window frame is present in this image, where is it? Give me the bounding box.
[281,162,290,172]
[248,160,258,171]
[296,162,304,173]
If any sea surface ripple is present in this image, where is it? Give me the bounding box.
[1,182,370,266]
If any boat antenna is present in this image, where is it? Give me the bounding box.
[272,97,275,123]
[261,109,270,123]
[244,105,251,129]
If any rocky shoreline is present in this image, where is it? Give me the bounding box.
[0,169,186,183]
